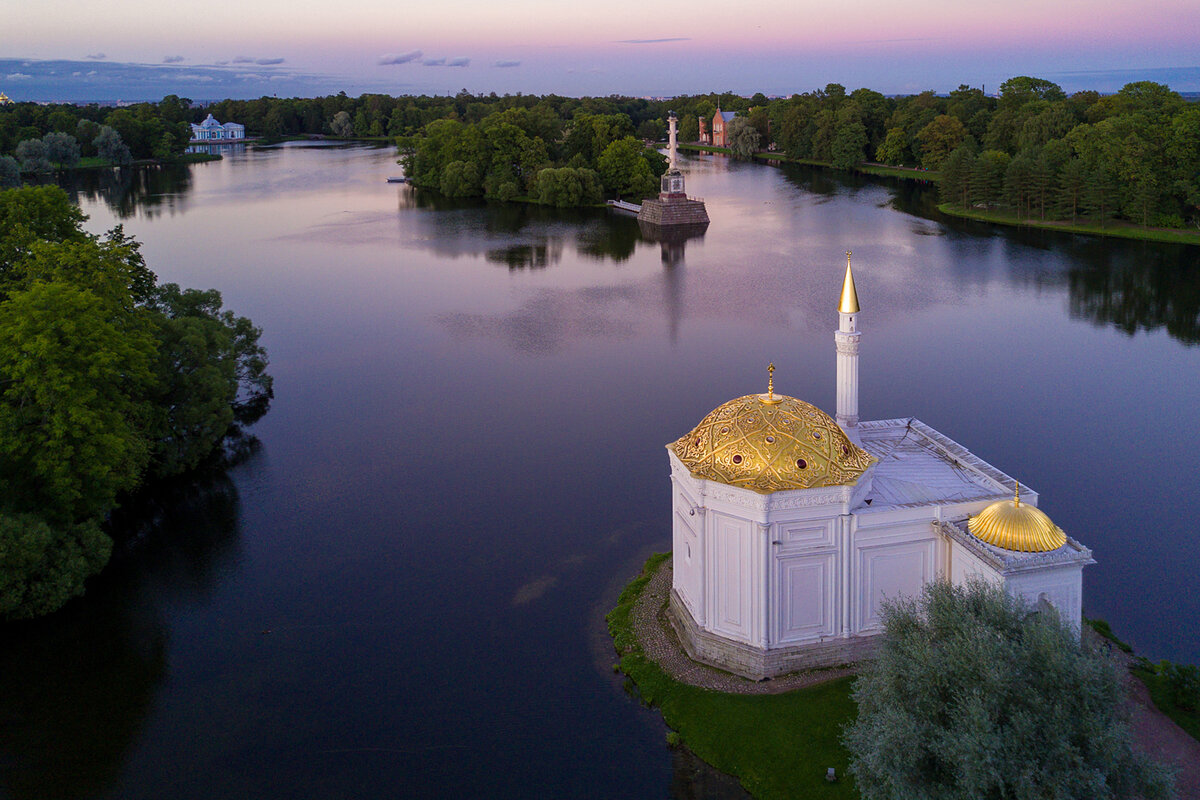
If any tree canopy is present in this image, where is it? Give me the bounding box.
[0,186,272,620]
[844,579,1174,800]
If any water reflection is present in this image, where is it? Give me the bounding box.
[184,143,247,158]
[60,163,194,220]
[1067,243,1200,345]
[486,240,563,270]
[0,470,246,800]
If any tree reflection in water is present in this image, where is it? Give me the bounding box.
[1067,241,1200,345]
[0,467,249,800]
[59,163,195,220]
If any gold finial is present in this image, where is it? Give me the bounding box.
[1014,481,1020,506]
[838,251,860,314]
[759,362,782,404]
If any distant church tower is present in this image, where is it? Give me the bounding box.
[835,251,861,439]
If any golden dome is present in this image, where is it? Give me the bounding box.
[968,486,1066,552]
[670,393,874,493]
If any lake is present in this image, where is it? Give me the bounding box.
[1,142,1197,799]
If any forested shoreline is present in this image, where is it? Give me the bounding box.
[3,76,1196,225]
[0,186,272,620]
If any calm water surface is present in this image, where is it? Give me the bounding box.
[1,142,1198,799]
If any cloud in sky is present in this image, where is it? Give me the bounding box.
[6,72,32,80]
[232,56,285,65]
[494,60,521,68]
[617,37,689,44]
[163,55,185,64]
[379,51,423,65]
[86,53,106,60]
[423,57,469,67]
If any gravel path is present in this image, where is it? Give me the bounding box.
[629,559,853,695]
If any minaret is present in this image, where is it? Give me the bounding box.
[835,251,861,440]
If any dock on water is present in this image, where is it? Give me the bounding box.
[607,199,643,213]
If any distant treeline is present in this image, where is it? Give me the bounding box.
[3,78,1197,225]
[0,95,197,176]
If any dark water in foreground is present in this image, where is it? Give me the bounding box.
[1,143,1198,799]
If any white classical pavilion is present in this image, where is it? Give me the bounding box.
[189,114,245,142]
[666,255,1095,679]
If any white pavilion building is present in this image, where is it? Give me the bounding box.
[666,255,1094,679]
[190,114,245,142]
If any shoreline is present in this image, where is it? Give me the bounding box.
[677,142,1199,246]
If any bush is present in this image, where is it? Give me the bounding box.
[1160,661,1200,712]
[844,579,1174,800]
[0,513,111,620]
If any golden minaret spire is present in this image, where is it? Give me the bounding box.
[839,251,860,314]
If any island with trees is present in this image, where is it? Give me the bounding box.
[0,185,272,620]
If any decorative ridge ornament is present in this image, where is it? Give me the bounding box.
[759,362,782,405]
[839,251,860,314]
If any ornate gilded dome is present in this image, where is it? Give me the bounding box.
[968,486,1066,552]
[670,391,874,493]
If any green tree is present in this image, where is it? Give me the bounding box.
[1055,158,1088,222]
[844,579,1173,800]
[0,513,111,620]
[94,125,132,166]
[831,120,867,169]
[42,132,80,169]
[0,281,157,523]
[726,117,761,159]
[1003,153,1038,217]
[439,159,482,197]
[0,185,87,284]
[330,110,354,138]
[0,156,18,188]
[142,283,272,477]
[596,137,656,198]
[970,150,1011,208]
[939,146,976,207]
[532,167,603,207]
[15,139,51,172]
[875,128,908,165]
[917,115,966,170]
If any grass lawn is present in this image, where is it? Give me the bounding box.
[676,143,937,183]
[938,203,1200,246]
[608,554,859,800]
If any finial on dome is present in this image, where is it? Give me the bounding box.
[760,362,782,405]
[839,251,860,314]
[1014,481,1021,506]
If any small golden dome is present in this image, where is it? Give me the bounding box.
[968,486,1066,552]
[670,393,874,493]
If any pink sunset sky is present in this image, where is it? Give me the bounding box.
[7,0,1200,100]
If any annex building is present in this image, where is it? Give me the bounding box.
[666,257,1094,679]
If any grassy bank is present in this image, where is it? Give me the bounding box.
[607,553,859,800]
[938,203,1200,246]
[1132,662,1200,742]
